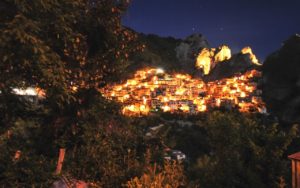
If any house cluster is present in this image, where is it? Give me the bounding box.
[164,150,187,161]
[144,123,187,161]
[101,68,266,116]
[9,87,45,104]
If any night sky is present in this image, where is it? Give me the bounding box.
[122,0,300,60]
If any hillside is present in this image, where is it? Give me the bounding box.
[263,34,300,123]
[123,31,261,82]
[125,33,182,73]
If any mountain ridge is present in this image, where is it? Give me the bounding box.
[125,29,261,82]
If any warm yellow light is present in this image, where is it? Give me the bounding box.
[195,48,212,75]
[216,99,221,107]
[127,79,138,86]
[156,68,164,74]
[143,96,147,104]
[180,105,190,112]
[196,45,232,75]
[198,105,207,112]
[241,47,261,65]
[214,45,231,62]
[163,97,169,102]
[175,88,186,95]
[102,66,265,116]
[162,105,171,112]
[140,105,149,114]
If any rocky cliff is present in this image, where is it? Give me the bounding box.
[262,34,300,123]
[204,51,261,81]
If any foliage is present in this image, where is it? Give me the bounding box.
[0,0,137,127]
[0,0,145,187]
[0,119,56,187]
[0,0,299,187]
[0,93,149,187]
[126,161,186,188]
[190,111,298,188]
[262,34,300,123]
[131,111,299,187]
[122,33,182,79]
[60,93,146,187]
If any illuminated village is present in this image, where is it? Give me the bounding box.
[11,45,265,116]
[101,45,266,116]
[102,67,266,116]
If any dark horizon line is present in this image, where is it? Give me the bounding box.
[123,25,300,62]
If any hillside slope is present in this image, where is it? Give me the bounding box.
[262,34,300,123]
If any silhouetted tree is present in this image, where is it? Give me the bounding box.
[0,0,144,187]
[191,111,297,188]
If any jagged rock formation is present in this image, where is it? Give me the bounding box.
[121,32,182,80]
[205,51,261,81]
[176,34,209,61]
[137,34,181,69]
[124,33,209,78]
[195,45,232,75]
[195,45,261,81]
[262,34,300,123]
[175,34,209,73]
[125,30,260,83]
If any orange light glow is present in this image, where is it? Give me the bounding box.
[195,48,212,75]
[196,45,260,75]
[214,45,232,63]
[35,88,46,98]
[101,68,265,116]
[162,105,171,112]
[241,47,261,66]
[196,45,232,75]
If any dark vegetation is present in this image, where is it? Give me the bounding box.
[263,34,300,124]
[119,32,182,81]
[0,0,300,187]
[130,33,181,70]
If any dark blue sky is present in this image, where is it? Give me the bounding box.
[122,0,300,60]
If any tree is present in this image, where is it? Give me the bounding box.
[191,111,297,188]
[0,0,137,126]
[0,0,144,187]
[0,0,139,142]
[262,34,300,124]
[126,161,186,188]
